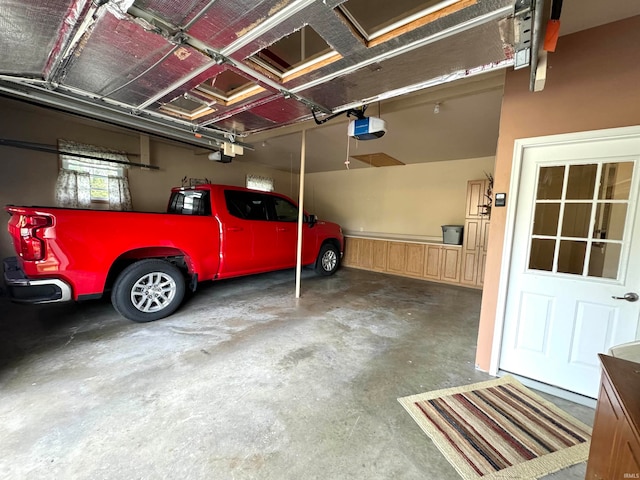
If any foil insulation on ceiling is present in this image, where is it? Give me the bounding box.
[299,20,509,111]
[0,0,519,142]
[63,11,180,95]
[283,0,514,91]
[188,0,308,49]
[43,0,94,80]
[246,95,316,124]
[132,0,212,27]
[212,109,279,133]
[0,0,78,76]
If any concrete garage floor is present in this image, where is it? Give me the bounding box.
[0,267,594,480]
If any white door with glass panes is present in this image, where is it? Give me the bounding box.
[500,132,640,399]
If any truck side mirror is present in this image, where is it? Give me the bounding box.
[307,214,318,227]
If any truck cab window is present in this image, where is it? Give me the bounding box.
[273,197,298,222]
[168,190,211,215]
[224,190,269,221]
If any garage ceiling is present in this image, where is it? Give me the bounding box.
[241,0,640,173]
[1,0,638,173]
[0,0,517,151]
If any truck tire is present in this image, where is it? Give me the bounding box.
[315,243,339,276]
[111,259,185,322]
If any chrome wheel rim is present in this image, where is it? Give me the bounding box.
[131,272,177,313]
[321,249,337,272]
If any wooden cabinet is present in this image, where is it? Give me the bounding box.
[425,245,462,283]
[460,218,480,285]
[460,179,491,288]
[424,244,442,280]
[386,242,425,278]
[460,217,490,287]
[405,243,425,277]
[586,354,640,480]
[343,237,385,271]
[343,236,461,286]
[440,246,462,283]
[465,178,491,218]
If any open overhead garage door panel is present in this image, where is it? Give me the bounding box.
[0,0,524,149]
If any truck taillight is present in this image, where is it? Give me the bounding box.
[18,215,51,261]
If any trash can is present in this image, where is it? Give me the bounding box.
[441,225,464,245]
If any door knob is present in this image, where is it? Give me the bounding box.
[611,292,639,302]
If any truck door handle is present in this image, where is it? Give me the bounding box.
[611,292,639,302]
[227,226,243,232]
[276,227,288,232]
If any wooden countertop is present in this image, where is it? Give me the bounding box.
[344,232,462,246]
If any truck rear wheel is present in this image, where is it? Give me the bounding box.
[315,243,339,276]
[111,259,185,322]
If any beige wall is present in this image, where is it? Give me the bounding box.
[0,97,298,260]
[304,156,495,240]
[0,92,490,262]
[475,16,640,370]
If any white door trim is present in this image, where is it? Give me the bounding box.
[489,125,640,376]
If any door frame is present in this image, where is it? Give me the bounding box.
[489,125,640,377]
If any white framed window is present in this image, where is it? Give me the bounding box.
[55,140,132,210]
[61,157,125,202]
[246,174,274,192]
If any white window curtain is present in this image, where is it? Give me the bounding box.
[55,169,92,208]
[108,175,132,211]
[55,140,133,211]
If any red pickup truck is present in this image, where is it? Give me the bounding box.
[3,184,343,322]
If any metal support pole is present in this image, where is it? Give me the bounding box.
[295,130,306,299]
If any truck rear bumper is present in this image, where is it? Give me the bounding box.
[3,257,72,304]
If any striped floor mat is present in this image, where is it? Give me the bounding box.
[398,376,591,480]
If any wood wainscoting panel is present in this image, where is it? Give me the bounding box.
[372,240,388,271]
[386,242,407,274]
[342,237,360,267]
[358,239,374,269]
